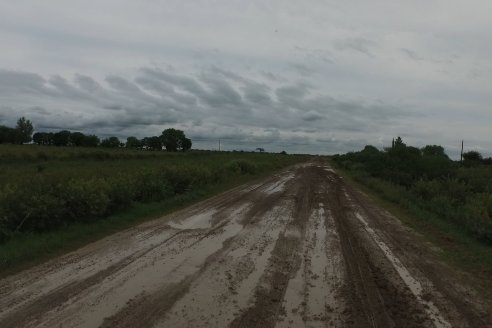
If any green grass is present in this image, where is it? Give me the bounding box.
[0,145,308,275]
[0,175,249,277]
[333,164,492,299]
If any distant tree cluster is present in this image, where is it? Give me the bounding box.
[334,136,491,187]
[126,128,192,152]
[332,137,492,243]
[33,131,101,147]
[0,117,192,152]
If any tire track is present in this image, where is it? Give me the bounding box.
[0,162,489,328]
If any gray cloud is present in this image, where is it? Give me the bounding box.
[400,48,424,61]
[290,63,315,77]
[0,1,491,156]
[0,66,414,153]
[333,37,377,57]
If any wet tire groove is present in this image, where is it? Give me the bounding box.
[0,229,186,328]
[229,166,318,328]
[328,175,434,328]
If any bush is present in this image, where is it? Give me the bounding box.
[332,141,492,244]
[0,148,304,243]
[464,194,492,242]
[226,160,257,175]
[412,179,442,201]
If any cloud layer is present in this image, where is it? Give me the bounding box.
[1,1,491,157]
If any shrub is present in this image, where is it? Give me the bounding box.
[0,149,304,243]
[464,194,492,242]
[333,142,492,244]
[412,179,442,201]
[226,160,257,175]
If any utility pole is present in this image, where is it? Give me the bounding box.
[219,139,221,152]
[460,140,464,163]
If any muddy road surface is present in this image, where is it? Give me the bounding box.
[1,162,490,327]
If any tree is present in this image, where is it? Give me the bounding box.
[393,136,406,149]
[70,132,86,147]
[362,145,379,154]
[101,136,121,148]
[0,126,16,143]
[182,138,192,152]
[422,145,448,158]
[126,136,141,148]
[82,135,100,147]
[146,136,162,150]
[32,132,44,145]
[52,130,71,146]
[463,151,483,164]
[160,128,189,152]
[33,132,54,145]
[15,117,34,144]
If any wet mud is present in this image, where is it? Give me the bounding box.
[0,162,489,327]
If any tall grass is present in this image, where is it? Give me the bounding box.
[332,148,492,244]
[0,145,304,243]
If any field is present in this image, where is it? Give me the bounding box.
[0,144,306,271]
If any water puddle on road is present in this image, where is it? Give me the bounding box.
[261,173,295,195]
[168,209,217,230]
[38,205,249,328]
[354,212,451,328]
[278,203,345,328]
[154,203,292,327]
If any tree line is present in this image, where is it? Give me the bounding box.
[0,117,192,152]
[332,137,492,243]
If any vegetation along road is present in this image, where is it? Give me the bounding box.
[0,161,490,327]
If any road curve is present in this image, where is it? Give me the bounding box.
[0,161,490,327]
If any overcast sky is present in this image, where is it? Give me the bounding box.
[1,0,491,157]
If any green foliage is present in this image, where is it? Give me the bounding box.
[0,146,303,243]
[182,138,192,152]
[160,128,191,152]
[0,126,16,144]
[463,150,483,167]
[101,136,121,148]
[333,138,492,244]
[82,134,100,147]
[70,132,86,147]
[422,145,448,158]
[142,136,162,150]
[15,117,34,144]
[225,160,257,175]
[53,130,71,146]
[126,136,141,148]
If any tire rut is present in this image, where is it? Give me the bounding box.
[229,165,318,328]
[0,162,489,328]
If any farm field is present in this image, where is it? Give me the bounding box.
[0,145,306,271]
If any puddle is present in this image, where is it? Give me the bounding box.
[154,203,292,327]
[168,209,217,229]
[35,205,248,328]
[278,203,344,328]
[261,173,294,195]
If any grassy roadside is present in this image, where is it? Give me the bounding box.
[0,161,302,278]
[332,163,492,300]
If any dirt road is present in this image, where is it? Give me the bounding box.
[0,162,490,327]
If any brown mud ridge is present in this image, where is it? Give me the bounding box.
[0,161,490,328]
